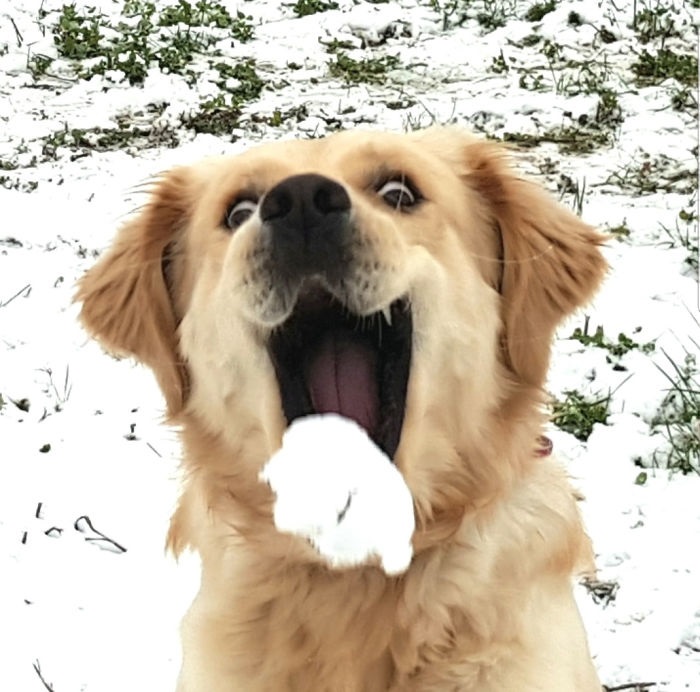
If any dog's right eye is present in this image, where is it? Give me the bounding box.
[376,179,420,211]
[224,199,258,230]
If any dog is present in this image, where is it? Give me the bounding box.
[77,127,606,691]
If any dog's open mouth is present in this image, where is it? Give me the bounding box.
[268,285,412,459]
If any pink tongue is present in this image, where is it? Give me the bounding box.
[305,333,379,436]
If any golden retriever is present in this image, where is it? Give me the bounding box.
[77,127,606,691]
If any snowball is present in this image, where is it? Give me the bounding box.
[259,414,415,575]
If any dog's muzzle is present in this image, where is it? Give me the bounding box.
[259,174,412,460]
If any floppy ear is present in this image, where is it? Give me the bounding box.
[463,140,607,388]
[76,169,191,416]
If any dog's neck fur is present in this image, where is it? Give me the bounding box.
[172,412,589,691]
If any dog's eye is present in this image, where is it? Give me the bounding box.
[377,180,419,211]
[225,199,258,230]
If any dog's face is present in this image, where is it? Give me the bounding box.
[78,128,605,539]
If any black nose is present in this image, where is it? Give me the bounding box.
[260,174,351,281]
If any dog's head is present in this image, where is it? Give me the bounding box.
[78,128,605,545]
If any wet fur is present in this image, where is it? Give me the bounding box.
[78,128,606,691]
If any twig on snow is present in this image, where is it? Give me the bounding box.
[1,283,31,307]
[32,661,54,691]
[8,15,24,47]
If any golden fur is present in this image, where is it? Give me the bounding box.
[78,128,606,691]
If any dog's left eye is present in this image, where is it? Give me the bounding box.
[377,180,419,211]
[224,199,258,230]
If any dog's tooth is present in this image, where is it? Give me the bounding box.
[382,306,392,326]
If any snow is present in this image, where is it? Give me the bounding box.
[260,414,415,575]
[0,0,698,690]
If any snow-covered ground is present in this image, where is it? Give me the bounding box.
[0,0,698,689]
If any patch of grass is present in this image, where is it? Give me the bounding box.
[567,10,583,26]
[551,390,610,441]
[477,0,518,30]
[606,220,632,240]
[158,0,234,28]
[47,0,254,86]
[53,4,105,60]
[229,11,256,42]
[652,344,700,474]
[540,40,616,98]
[27,53,54,78]
[251,104,310,127]
[606,154,697,195]
[212,59,264,101]
[40,366,73,413]
[557,174,587,215]
[428,0,470,31]
[502,126,611,154]
[524,0,555,22]
[631,48,698,87]
[39,111,180,158]
[658,198,699,273]
[322,37,357,54]
[328,51,400,85]
[516,33,542,47]
[176,57,265,134]
[181,94,242,136]
[490,50,509,74]
[633,5,681,44]
[569,321,656,360]
[291,0,339,17]
[518,71,545,91]
[594,87,623,125]
[0,177,39,193]
[670,86,698,112]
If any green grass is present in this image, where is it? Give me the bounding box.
[606,154,697,195]
[291,0,339,17]
[551,390,610,441]
[606,220,632,240]
[250,104,310,127]
[555,174,587,215]
[631,48,698,87]
[569,321,656,360]
[0,177,39,193]
[633,5,681,44]
[328,51,400,85]
[477,0,518,30]
[53,4,105,60]
[179,58,266,136]
[652,344,700,474]
[502,126,611,154]
[212,59,265,101]
[158,0,235,28]
[47,1,254,85]
[181,95,242,136]
[595,88,622,126]
[671,86,697,112]
[490,50,509,74]
[27,53,54,77]
[524,0,556,22]
[658,199,699,273]
[39,112,181,158]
